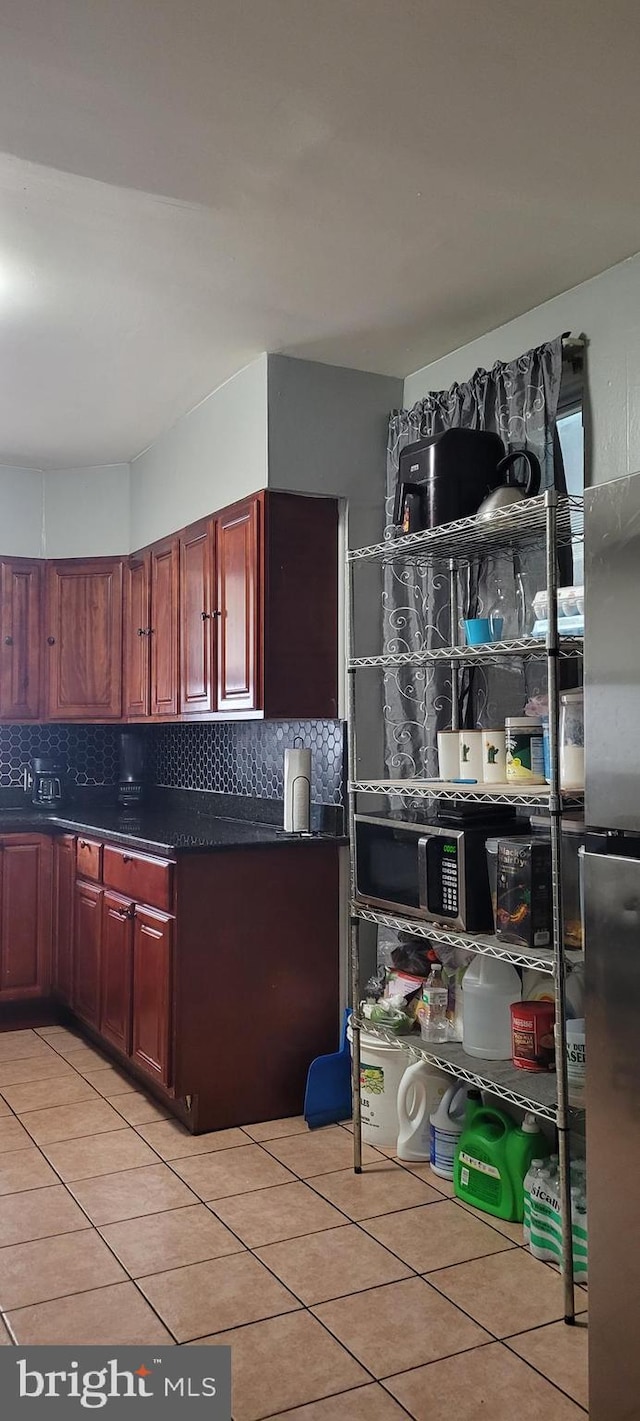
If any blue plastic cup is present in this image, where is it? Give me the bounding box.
[464,616,504,645]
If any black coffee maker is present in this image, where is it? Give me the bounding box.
[393,428,538,533]
[117,731,147,807]
[29,757,67,807]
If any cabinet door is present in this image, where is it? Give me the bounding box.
[46,560,123,720]
[53,833,76,1002]
[0,560,42,721]
[123,552,151,717]
[73,880,103,1028]
[132,906,172,1086]
[101,891,134,1055]
[0,837,51,998]
[150,538,179,717]
[179,520,215,715]
[216,499,260,713]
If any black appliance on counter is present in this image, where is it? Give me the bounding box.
[29,757,67,807]
[393,428,539,533]
[117,731,148,807]
[354,805,517,933]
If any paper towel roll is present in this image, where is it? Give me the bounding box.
[284,748,311,833]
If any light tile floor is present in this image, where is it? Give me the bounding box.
[0,1025,589,1419]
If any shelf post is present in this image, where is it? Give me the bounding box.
[346,528,362,1172]
[449,557,460,730]
[545,487,576,1323]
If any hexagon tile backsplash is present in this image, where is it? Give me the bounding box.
[0,721,345,805]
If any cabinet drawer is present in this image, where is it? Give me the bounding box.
[76,837,103,882]
[103,844,173,911]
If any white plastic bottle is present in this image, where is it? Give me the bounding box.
[529,1160,562,1264]
[396,1060,449,1162]
[523,1158,545,1245]
[430,1084,466,1179]
[420,964,449,1044]
[461,956,521,1060]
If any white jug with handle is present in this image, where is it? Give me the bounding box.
[430,1083,467,1179]
[396,1060,450,1162]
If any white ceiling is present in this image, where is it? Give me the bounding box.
[1,0,640,467]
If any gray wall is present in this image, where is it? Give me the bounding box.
[129,355,269,548]
[404,251,640,489]
[267,354,402,772]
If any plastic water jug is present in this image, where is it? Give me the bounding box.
[396,1060,450,1161]
[462,956,521,1060]
[430,1083,466,1179]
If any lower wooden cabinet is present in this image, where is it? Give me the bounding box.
[131,906,172,1086]
[0,836,52,999]
[100,891,134,1055]
[73,880,102,1028]
[53,834,75,1001]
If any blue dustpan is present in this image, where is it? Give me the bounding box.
[304,1008,352,1129]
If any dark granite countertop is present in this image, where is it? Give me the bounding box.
[0,794,345,856]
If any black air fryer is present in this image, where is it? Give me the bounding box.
[393,428,508,532]
[117,731,147,807]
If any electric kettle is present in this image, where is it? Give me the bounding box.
[476,449,541,519]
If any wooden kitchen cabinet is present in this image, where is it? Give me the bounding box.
[179,519,215,716]
[123,551,151,717]
[46,559,123,720]
[150,537,179,717]
[100,891,134,1055]
[52,833,75,1003]
[215,498,260,713]
[0,836,52,998]
[131,906,172,1086]
[73,879,103,1028]
[0,559,43,721]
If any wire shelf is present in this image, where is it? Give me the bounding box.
[348,493,583,565]
[354,1018,562,1122]
[349,636,583,669]
[351,902,584,975]
[350,779,584,809]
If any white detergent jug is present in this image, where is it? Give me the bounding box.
[396,1060,450,1162]
[462,956,521,1060]
[430,1083,466,1179]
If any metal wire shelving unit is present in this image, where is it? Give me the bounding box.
[346,488,584,1325]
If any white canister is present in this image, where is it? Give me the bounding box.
[284,748,311,832]
[459,730,484,782]
[437,731,460,782]
[481,729,506,783]
[566,1018,586,1095]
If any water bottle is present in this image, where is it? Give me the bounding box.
[523,1158,545,1245]
[419,964,448,1044]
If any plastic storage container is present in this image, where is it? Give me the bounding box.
[560,688,584,790]
[461,957,521,1060]
[530,814,585,949]
[347,1024,412,1147]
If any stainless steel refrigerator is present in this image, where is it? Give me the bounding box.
[584,470,640,1421]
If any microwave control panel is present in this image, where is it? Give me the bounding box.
[424,835,459,917]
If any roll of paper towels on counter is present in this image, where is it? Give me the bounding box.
[284,748,311,833]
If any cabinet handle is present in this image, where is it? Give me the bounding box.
[4,636,12,645]
[137,627,145,636]
[146,627,154,636]
[201,610,211,621]
[212,610,221,618]
[47,636,55,646]
[122,854,131,863]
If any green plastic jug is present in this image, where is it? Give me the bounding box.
[454,1105,549,1222]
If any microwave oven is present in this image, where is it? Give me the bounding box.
[354,811,515,933]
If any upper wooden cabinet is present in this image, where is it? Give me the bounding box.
[216,499,259,714]
[46,559,123,720]
[123,551,151,717]
[0,559,42,721]
[150,537,179,718]
[179,519,215,716]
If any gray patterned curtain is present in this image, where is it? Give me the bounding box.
[383,337,566,779]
